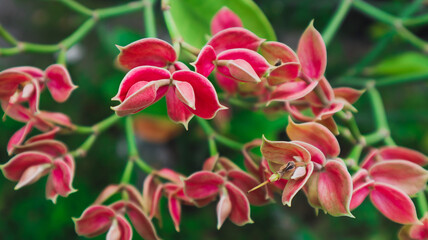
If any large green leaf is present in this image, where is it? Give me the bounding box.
[367,52,428,76]
[169,0,276,48]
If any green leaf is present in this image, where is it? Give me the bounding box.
[169,0,276,48]
[367,52,428,76]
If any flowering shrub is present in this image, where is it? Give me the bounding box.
[1,0,428,239]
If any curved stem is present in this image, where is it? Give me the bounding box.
[345,144,363,171]
[336,111,365,145]
[417,191,428,218]
[143,0,157,38]
[0,24,18,45]
[59,0,93,16]
[322,0,352,47]
[162,0,181,53]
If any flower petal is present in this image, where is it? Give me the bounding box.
[379,146,428,167]
[268,80,318,103]
[0,70,32,100]
[14,140,67,158]
[260,41,299,65]
[409,213,428,239]
[224,59,261,83]
[117,38,177,69]
[15,163,51,190]
[173,81,196,110]
[216,189,232,229]
[352,169,369,190]
[7,121,34,155]
[46,159,76,202]
[217,48,269,77]
[297,21,326,80]
[93,185,121,205]
[227,169,269,206]
[36,111,73,128]
[172,70,226,119]
[26,127,60,144]
[333,87,365,105]
[192,45,217,77]
[1,102,32,123]
[261,136,311,171]
[44,64,77,103]
[350,180,374,210]
[286,117,340,158]
[207,27,264,54]
[106,215,132,240]
[282,161,314,206]
[318,160,353,217]
[215,72,238,94]
[360,148,380,170]
[211,7,243,35]
[369,160,428,196]
[267,62,300,86]
[370,182,419,224]
[242,139,262,177]
[1,151,52,181]
[166,88,194,129]
[225,182,253,226]
[155,168,183,184]
[203,155,219,172]
[184,171,224,199]
[126,202,160,240]
[74,205,115,238]
[293,141,326,165]
[168,195,182,232]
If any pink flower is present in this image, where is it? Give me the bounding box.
[350,148,428,224]
[210,7,243,35]
[0,64,76,115]
[399,213,428,240]
[286,118,354,217]
[74,201,160,240]
[1,128,76,203]
[111,66,226,129]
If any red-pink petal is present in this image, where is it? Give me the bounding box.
[207,27,264,54]
[149,184,163,219]
[369,160,428,196]
[203,155,219,172]
[184,171,224,199]
[217,48,269,77]
[93,185,121,205]
[117,38,177,69]
[0,70,32,100]
[1,102,31,123]
[173,81,196,110]
[168,195,182,232]
[370,182,419,224]
[1,151,52,181]
[218,157,241,171]
[45,64,77,103]
[261,136,311,171]
[224,59,261,83]
[7,121,34,155]
[142,174,159,216]
[350,180,374,210]
[318,160,353,217]
[260,41,299,65]
[333,87,365,105]
[286,117,340,158]
[303,171,322,210]
[380,146,428,166]
[211,7,243,35]
[26,127,60,144]
[242,139,262,177]
[268,80,318,103]
[215,72,238,94]
[267,62,300,86]
[360,148,380,169]
[409,213,428,239]
[14,163,51,190]
[106,215,132,240]
[172,70,226,119]
[216,189,232,229]
[47,159,75,202]
[36,111,73,128]
[7,66,44,78]
[112,66,171,102]
[297,21,326,80]
[352,169,370,190]
[311,102,344,120]
[227,169,269,206]
[293,141,326,165]
[155,168,183,184]
[192,45,217,77]
[225,182,253,226]
[126,202,160,240]
[74,205,115,238]
[27,78,41,113]
[304,77,334,106]
[14,140,68,158]
[282,162,314,206]
[166,88,194,129]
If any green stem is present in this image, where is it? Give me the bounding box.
[70,134,98,157]
[404,14,428,27]
[352,0,428,52]
[59,0,93,17]
[60,18,97,48]
[340,72,428,87]
[97,1,146,19]
[364,129,390,145]
[120,160,135,184]
[345,144,363,171]
[215,135,244,150]
[162,0,181,53]
[143,0,157,38]
[417,191,428,218]
[57,48,67,65]
[336,111,364,145]
[134,157,153,174]
[0,24,18,45]
[72,114,121,134]
[322,0,352,47]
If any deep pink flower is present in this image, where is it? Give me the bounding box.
[1,128,75,203]
[74,201,159,240]
[399,213,428,240]
[210,7,243,35]
[111,66,226,128]
[350,148,428,224]
[286,118,354,217]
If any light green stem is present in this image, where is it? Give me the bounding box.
[322,0,352,47]
[59,0,93,16]
[417,192,428,218]
[143,0,157,38]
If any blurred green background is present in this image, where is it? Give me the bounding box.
[1,0,428,239]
